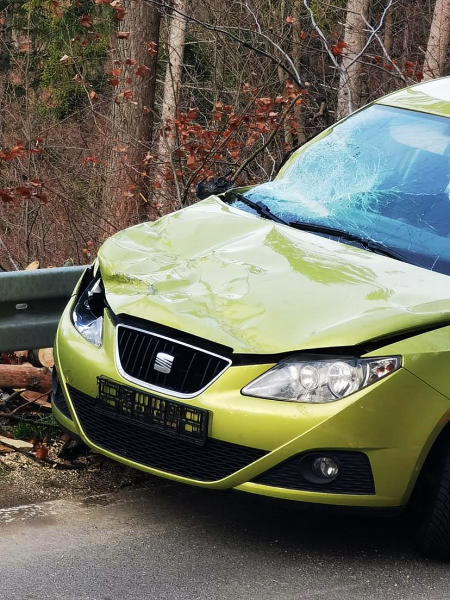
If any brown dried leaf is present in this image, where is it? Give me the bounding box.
[35,444,49,460]
[15,186,32,197]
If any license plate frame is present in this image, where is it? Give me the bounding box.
[97,377,209,445]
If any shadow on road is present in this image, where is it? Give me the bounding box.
[4,475,448,600]
[132,477,425,565]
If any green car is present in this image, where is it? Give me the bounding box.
[53,78,450,559]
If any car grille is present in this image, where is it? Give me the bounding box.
[68,386,268,481]
[52,385,72,420]
[116,324,231,397]
[252,451,375,495]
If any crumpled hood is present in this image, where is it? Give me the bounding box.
[98,197,450,354]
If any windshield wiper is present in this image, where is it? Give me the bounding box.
[235,193,414,265]
[235,193,290,225]
[288,220,416,265]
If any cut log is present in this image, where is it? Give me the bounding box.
[29,348,54,368]
[37,348,54,368]
[0,364,52,393]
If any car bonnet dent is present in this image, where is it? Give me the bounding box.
[97,197,450,354]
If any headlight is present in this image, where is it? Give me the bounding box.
[241,356,401,403]
[72,272,105,347]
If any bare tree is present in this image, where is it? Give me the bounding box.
[336,0,370,120]
[384,1,394,57]
[155,0,187,211]
[423,0,450,80]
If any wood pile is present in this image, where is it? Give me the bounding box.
[0,348,77,467]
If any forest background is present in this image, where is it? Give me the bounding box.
[0,0,449,269]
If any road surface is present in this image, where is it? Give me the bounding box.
[1,478,449,600]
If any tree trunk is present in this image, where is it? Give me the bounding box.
[292,0,306,145]
[276,0,294,148]
[336,0,370,120]
[383,2,394,57]
[0,364,52,393]
[155,0,187,214]
[106,1,161,231]
[398,2,412,74]
[423,0,450,80]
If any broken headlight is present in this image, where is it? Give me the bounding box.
[242,356,401,403]
[72,272,105,347]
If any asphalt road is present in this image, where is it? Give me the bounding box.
[1,478,449,600]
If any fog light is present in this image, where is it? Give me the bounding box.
[312,456,339,479]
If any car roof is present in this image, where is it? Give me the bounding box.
[376,77,450,118]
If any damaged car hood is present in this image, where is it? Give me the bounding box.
[97,197,450,354]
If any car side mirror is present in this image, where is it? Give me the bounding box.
[195,171,235,200]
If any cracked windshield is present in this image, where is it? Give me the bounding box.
[236,104,450,275]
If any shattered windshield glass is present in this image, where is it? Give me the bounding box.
[234,105,450,276]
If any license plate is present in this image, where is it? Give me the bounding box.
[97,378,209,445]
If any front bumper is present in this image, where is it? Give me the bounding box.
[54,298,450,508]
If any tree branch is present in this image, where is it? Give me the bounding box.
[143,0,302,85]
[0,234,19,270]
[360,10,407,83]
[232,93,302,183]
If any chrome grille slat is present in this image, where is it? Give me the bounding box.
[200,357,212,389]
[133,335,147,375]
[137,336,153,379]
[125,331,140,372]
[142,338,161,382]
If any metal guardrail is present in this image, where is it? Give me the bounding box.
[0,266,85,353]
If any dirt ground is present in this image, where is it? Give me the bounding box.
[0,444,156,508]
[0,373,158,508]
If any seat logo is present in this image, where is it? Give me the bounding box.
[153,352,174,374]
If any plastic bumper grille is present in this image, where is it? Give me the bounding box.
[252,451,375,495]
[68,386,268,481]
[52,386,72,420]
[117,325,230,396]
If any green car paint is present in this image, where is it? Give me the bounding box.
[54,78,450,557]
[95,196,450,354]
[377,77,450,119]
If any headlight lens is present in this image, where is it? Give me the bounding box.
[242,356,401,403]
[72,273,105,347]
